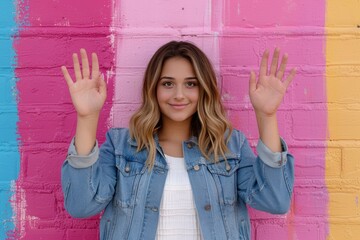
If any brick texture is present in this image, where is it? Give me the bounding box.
[3,0,359,239]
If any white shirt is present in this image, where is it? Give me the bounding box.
[156,154,202,240]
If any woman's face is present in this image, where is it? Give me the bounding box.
[156,57,199,125]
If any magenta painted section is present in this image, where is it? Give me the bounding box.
[22,1,112,26]
[220,1,327,239]
[13,0,114,239]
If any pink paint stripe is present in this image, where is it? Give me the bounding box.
[218,1,327,239]
[13,0,114,239]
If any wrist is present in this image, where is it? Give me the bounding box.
[77,112,100,120]
[255,112,281,152]
[75,114,99,155]
[76,113,100,135]
[255,110,277,120]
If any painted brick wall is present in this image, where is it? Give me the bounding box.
[0,1,19,239]
[8,0,115,239]
[326,0,360,239]
[1,0,359,239]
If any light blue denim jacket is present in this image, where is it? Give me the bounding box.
[61,128,294,240]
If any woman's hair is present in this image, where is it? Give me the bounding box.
[129,41,232,167]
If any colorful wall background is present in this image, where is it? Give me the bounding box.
[0,0,359,239]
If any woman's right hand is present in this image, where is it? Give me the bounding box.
[61,49,107,117]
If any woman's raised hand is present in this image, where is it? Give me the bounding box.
[61,49,107,117]
[249,48,296,117]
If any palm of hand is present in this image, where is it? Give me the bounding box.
[249,48,296,117]
[69,78,105,116]
[61,49,107,117]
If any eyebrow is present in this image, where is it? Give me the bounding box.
[159,76,198,80]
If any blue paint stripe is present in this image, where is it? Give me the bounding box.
[0,0,20,238]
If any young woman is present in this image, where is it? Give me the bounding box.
[61,41,296,240]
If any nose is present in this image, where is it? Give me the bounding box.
[174,85,185,100]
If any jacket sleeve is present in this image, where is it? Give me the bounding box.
[237,135,294,214]
[61,130,117,218]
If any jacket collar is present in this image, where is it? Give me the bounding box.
[127,132,199,147]
[128,137,138,147]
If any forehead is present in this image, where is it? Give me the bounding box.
[161,57,195,75]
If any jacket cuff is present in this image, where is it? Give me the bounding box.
[66,137,99,168]
[256,138,288,168]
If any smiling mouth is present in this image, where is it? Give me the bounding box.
[169,103,189,109]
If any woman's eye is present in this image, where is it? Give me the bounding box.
[185,82,197,87]
[162,82,173,87]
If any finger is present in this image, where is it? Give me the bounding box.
[249,71,257,93]
[91,52,100,80]
[259,49,269,78]
[269,47,280,76]
[61,66,74,88]
[80,48,90,79]
[283,68,296,89]
[276,53,288,80]
[72,53,82,81]
[98,73,107,99]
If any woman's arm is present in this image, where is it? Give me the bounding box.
[236,48,296,213]
[62,130,117,218]
[61,48,107,155]
[237,134,294,214]
[249,48,296,152]
[61,49,113,218]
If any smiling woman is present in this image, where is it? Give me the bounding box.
[61,41,295,240]
[129,42,234,166]
[156,57,199,143]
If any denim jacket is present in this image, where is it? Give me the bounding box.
[61,128,294,240]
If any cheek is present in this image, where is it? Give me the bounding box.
[156,90,166,104]
[157,86,174,101]
[156,86,163,102]
[191,89,200,103]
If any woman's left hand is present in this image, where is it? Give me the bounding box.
[249,48,296,117]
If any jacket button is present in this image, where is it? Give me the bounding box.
[225,163,231,172]
[125,166,131,173]
[193,165,200,171]
[204,204,211,211]
[187,143,193,149]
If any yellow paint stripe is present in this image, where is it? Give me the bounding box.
[326,0,360,239]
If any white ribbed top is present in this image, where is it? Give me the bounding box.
[155,154,202,240]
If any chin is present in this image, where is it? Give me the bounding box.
[162,114,194,124]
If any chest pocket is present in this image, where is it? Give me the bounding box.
[206,157,240,205]
[115,154,147,208]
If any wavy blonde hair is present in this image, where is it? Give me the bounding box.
[129,41,232,167]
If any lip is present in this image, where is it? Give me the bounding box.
[169,103,189,109]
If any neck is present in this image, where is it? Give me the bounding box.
[158,118,192,142]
